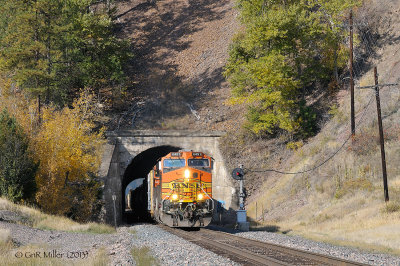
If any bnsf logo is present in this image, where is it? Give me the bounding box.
[170,182,200,189]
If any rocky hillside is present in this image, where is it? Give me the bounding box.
[112,0,242,131]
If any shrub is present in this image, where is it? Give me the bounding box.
[286,141,303,151]
[383,202,400,213]
[0,109,37,202]
[33,91,105,222]
[334,177,374,199]
[296,100,317,138]
[348,132,379,155]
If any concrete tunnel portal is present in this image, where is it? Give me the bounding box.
[122,145,181,223]
[100,130,235,225]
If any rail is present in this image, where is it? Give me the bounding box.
[159,225,367,266]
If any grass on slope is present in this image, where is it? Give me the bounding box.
[0,231,109,266]
[246,73,400,255]
[0,197,115,234]
[131,246,159,266]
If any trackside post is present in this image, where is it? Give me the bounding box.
[232,165,249,231]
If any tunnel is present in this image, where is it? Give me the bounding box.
[121,145,182,223]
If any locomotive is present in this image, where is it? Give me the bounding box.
[148,150,214,227]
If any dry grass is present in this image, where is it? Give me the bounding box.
[0,228,12,259]
[246,80,400,254]
[82,247,109,266]
[0,198,115,234]
[0,244,61,266]
[0,228,10,245]
[382,201,400,213]
[0,244,109,266]
[0,199,113,265]
[131,246,159,266]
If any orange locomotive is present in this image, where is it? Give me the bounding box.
[149,150,214,227]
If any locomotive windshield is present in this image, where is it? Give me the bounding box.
[188,159,209,167]
[163,159,186,168]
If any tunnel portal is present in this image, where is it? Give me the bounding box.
[122,145,181,223]
[100,130,235,225]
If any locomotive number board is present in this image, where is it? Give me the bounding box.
[192,152,203,157]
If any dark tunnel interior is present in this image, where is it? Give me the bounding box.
[122,145,181,223]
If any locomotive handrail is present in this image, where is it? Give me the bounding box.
[200,185,214,204]
[162,189,174,201]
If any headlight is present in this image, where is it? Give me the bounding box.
[171,194,178,200]
[197,193,204,200]
[184,169,190,178]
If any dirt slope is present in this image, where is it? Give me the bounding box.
[113,0,242,131]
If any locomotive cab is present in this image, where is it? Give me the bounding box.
[149,151,214,227]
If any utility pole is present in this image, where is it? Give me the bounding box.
[374,67,389,202]
[349,10,355,138]
[357,72,397,202]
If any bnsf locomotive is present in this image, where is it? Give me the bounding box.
[148,151,214,227]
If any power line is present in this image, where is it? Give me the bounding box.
[357,83,399,89]
[245,92,376,175]
[246,7,394,176]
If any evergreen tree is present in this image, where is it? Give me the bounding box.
[225,0,361,136]
[0,109,37,202]
[0,0,131,106]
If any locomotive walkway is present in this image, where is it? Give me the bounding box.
[160,225,367,265]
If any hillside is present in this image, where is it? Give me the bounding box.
[230,0,400,254]
[114,0,400,254]
[112,0,243,131]
[0,0,399,262]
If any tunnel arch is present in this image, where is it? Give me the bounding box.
[121,145,182,223]
[100,130,235,225]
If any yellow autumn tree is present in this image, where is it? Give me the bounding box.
[0,75,37,135]
[33,90,105,221]
[1,76,106,221]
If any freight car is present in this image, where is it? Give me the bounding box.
[148,151,214,227]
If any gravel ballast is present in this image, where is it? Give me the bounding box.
[3,218,400,265]
[0,220,237,265]
[130,224,238,266]
[235,230,400,266]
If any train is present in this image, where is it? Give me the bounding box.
[148,150,214,227]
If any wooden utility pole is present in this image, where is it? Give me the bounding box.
[349,10,355,137]
[374,67,389,202]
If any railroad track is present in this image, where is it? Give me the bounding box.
[159,225,367,266]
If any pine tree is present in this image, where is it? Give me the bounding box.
[0,109,37,202]
[0,0,131,106]
[225,0,361,136]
